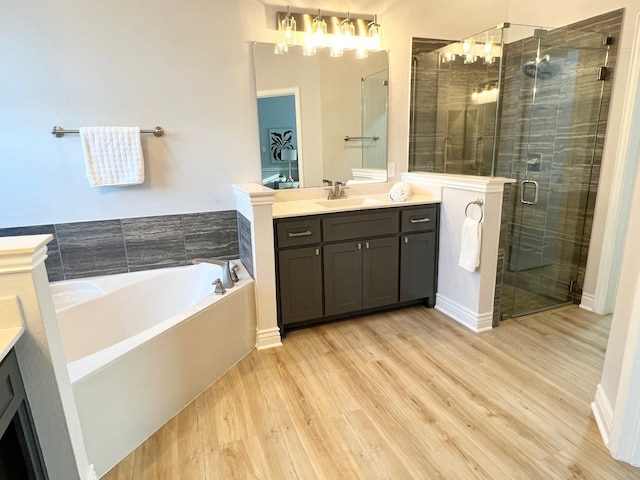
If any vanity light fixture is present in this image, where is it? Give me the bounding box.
[340,12,356,50]
[281,6,297,47]
[355,42,369,59]
[367,14,381,51]
[275,7,383,58]
[312,9,328,47]
[471,83,499,105]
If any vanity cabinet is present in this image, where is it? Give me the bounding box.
[274,203,439,330]
[324,237,399,316]
[275,218,323,325]
[322,209,399,316]
[399,207,438,306]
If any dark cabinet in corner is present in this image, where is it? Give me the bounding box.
[274,203,439,331]
[275,218,323,325]
[0,349,47,480]
[400,207,438,306]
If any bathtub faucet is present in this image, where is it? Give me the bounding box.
[191,258,234,289]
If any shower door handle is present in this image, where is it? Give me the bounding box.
[520,180,539,205]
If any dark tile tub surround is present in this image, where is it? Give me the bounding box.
[237,212,254,278]
[0,210,240,282]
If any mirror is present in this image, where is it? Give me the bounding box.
[252,42,389,189]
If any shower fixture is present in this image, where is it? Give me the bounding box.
[522,54,560,79]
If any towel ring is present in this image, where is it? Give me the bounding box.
[465,199,484,222]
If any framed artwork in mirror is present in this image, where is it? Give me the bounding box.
[269,128,294,163]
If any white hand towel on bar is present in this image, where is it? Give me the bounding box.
[459,217,482,272]
[79,127,144,186]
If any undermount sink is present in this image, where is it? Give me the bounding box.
[315,197,384,208]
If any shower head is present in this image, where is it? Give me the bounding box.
[522,55,560,79]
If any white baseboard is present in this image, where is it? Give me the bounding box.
[436,294,493,332]
[592,383,613,448]
[256,327,283,350]
[580,292,595,312]
[85,464,98,480]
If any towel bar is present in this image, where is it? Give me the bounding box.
[51,126,164,138]
[465,198,484,222]
[344,135,379,141]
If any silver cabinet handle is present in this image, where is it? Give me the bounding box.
[520,180,539,205]
[288,230,312,238]
[404,236,409,244]
[315,248,320,256]
[410,217,430,224]
[357,243,362,250]
[365,242,370,249]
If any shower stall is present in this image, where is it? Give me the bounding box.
[409,10,623,320]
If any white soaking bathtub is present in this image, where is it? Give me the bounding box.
[51,262,256,478]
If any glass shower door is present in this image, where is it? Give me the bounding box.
[361,69,388,170]
[504,28,609,317]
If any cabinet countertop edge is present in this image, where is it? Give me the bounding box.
[273,194,440,218]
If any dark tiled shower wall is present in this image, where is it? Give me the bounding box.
[0,211,248,282]
[409,38,454,172]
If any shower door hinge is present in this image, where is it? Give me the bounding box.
[597,66,608,81]
[569,280,583,295]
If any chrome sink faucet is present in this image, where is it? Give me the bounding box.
[326,181,349,200]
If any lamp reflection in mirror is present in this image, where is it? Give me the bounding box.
[281,148,297,182]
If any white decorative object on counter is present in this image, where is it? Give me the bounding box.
[388,182,412,202]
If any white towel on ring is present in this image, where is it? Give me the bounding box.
[79,127,144,186]
[459,217,482,272]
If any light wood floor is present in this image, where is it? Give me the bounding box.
[102,305,640,479]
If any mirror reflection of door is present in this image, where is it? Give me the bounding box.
[257,88,303,189]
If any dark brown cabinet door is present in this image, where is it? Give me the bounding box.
[324,242,363,316]
[278,246,323,325]
[363,237,399,309]
[400,231,436,304]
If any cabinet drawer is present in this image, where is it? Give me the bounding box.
[401,206,438,233]
[0,349,25,436]
[323,209,399,242]
[275,218,321,247]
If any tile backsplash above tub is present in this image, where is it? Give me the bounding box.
[0,211,242,281]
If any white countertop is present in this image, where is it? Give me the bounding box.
[272,193,440,218]
[0,296,25,361]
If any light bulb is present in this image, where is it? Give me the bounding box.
[312,10,327,47]
[356,43,369,59]
[282,7,296,47]
[302,38,316,56]
[330,38,343,57]
[340,13,355,50]
[367,15,381,52]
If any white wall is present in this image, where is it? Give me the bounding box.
[320,51,388,182]
[0,0,510,228]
